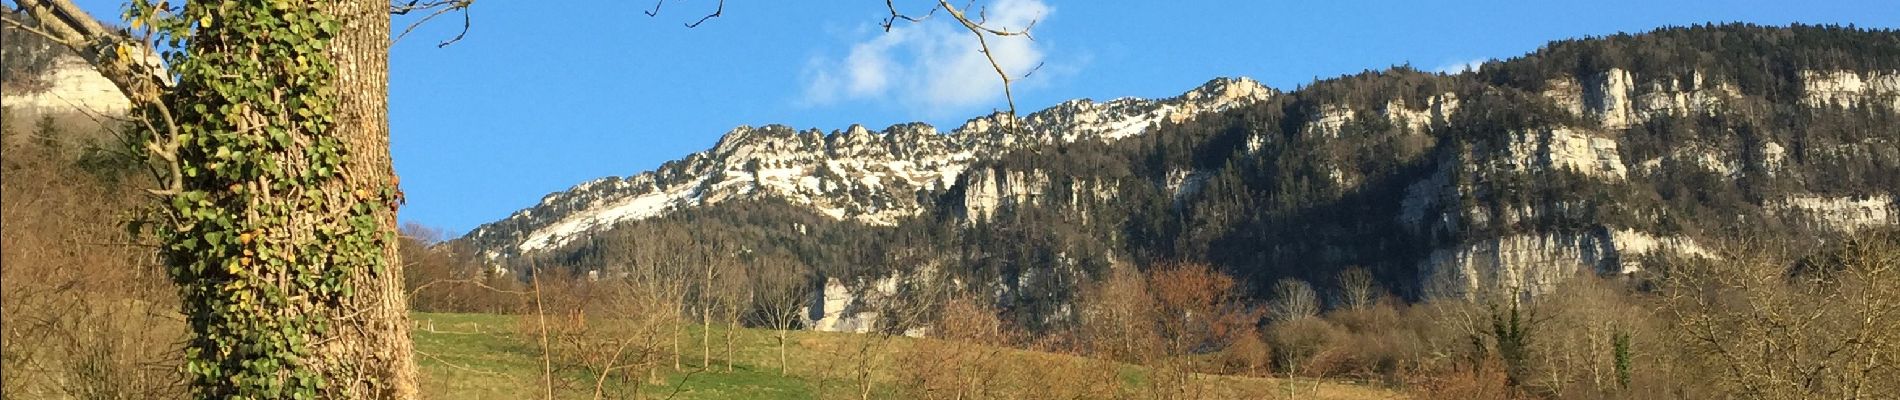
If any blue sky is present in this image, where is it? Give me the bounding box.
[68,0,1900,235]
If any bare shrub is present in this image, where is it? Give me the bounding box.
[1,111,185,398]
[1071,262,1262,399]
[1075,266,1161,363]
[402,223,525,314]
[898,296,1013,399]
[1267,316,1345,378]
[516,271,682,398]
[1659,233,1900,399]
[1409,356,1526,400]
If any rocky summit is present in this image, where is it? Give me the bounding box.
[462,77,1275,258]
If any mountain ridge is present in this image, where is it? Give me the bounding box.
[460,24,1899,320]
[462,76,1276,258]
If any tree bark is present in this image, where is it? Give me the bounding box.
[725,314,735,372]
[313,0,418,397]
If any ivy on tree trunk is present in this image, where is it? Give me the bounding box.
[119,0,416,397]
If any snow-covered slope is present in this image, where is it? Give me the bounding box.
[464,77,1274,258]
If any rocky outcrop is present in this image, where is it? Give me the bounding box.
[1494,126,1628,179]
[961,168,1051,223]
[958,167,1119,224]
[1382,93,1461,133]
[1772,194,1898,232]
[1421,229,1710,300]
[1297,93,1459,139]
[1400,126,1627,235]
[1304,104,1356,138]
[1,56,130,115]
[1801,70,1900,109]
[1544,69,1739,129]
[802,276,902,334]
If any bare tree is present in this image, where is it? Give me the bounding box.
[715,255,749,373]
[749,258,811,375]
[898,294,1013,399]
[1334,266,1380,311]
[1077,263,1159,359]
[1072,262,1259,399]
[1270,278,1321,322]
[1660,233,1900,399]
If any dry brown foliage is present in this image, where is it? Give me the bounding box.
[1659,232,1900,400]
[1,109,186,398]
[513,272,683,399]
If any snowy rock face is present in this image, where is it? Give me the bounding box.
[466,77,1273,257]
[1,56,131,115]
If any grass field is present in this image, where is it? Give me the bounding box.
[411,312,1404,399]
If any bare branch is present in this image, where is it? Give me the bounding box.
[879,1,1042,124]
[880,0,939,31]
[440,8,471,47]
[407,277,531,298]
[937,0,1035,119]
[13,0,173,102]
[683,0,722,28]
[643,0,665,17]
[0,15,80,47]
[390,0,462,15]
[391,0,472,47]
[642,0,722,28]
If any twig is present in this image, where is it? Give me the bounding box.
[0,16,80,47]
[684,0,722,28]
[882,0,1042,126]
[392,0,473,47]
[644,0,666,17]
[879,0,938,31]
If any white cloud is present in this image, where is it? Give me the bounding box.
[802,0,1053,113]
[1434,58,1491,74]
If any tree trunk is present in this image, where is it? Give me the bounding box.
[725,315,735,372]
[673,302,683,371]
[139,0,415,397]
[779,330,788,375]
[318,1,418,397]
[702,306,712,368]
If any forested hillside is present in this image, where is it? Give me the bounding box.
[463,22,1900,322]
[464,23,1900,330]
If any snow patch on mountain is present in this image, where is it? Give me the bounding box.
[464,77,1275,258]
[517,176,708,253]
